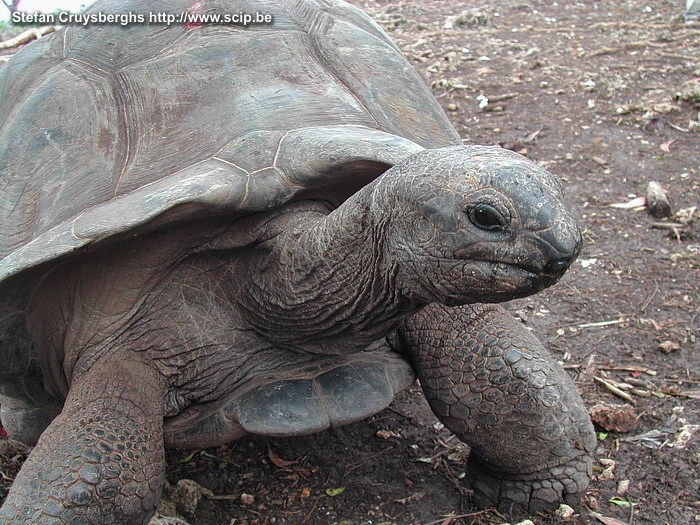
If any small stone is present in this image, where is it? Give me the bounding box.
[646,181,672,218]
[171,479,213,516]
[240,493,255,505]
[598,458,616,481]
[447,102,459,111]
[675,206,697,226]
[589,403,639,433]
[555,503,575,518]
[617,479,630,495]
[148,517,190,525]
[658,340,681,353]
[586,494,600,511]
[444,9,490,29]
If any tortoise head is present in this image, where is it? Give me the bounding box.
[374,146,582,305]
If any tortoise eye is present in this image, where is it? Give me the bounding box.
[468,204,507,232]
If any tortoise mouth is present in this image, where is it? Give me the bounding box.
[442,255,565,283]
[430,261,562,305]
[471,257,570,281]
[473,260,565,294]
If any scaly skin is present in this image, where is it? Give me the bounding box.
[397,303,596,514]
[0,146,589,521]
[0,356,165,524]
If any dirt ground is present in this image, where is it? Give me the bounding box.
[1,0,699,524]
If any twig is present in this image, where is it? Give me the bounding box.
[640,279,659,313]
[385,405,423,427]
[588,39,670,57]
[416,448,453,464]
[516,27,586,33]
[302,497,319,523]
[590,21,681,30]
[0,469,15,482]
[423,510,494,525]
[651,222,686,241]
[651,222,687,230]
[599,365,649,372]
[524,126,544,143]
[205,493,240,501]
[667,122,691,132]
[489,92,519,102]
[344,446,395,473]
[0,25,61,50]
[594,376,636,404]
[576,318,625,329]
[657,52,700,61]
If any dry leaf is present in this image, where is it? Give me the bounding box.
[659,139,676,152]
[376,429,400,439]
[267,448,298,469]
[609,196,646,209]
[591,512,629,525]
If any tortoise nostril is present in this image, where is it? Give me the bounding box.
[543,256,573,275]
[536,220,582,276]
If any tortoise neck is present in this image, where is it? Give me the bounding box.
[238,183,423,352]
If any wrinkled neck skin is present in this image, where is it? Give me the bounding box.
[236,179,423,353]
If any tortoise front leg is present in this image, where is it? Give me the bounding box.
[0,355,166,524]
[396,303,596,516]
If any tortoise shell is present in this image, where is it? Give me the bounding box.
[0,0,459,287]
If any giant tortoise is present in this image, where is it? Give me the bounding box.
[0,0,596,522]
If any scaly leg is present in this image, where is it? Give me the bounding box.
[396,303,595,515]
[0,355,166,524]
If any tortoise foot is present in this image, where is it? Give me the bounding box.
[465,453,592,516]
[0,357,166,524]
[0,396,54,445]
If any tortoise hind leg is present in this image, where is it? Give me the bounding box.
[0,354,166,524]
[395,303,596,516]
